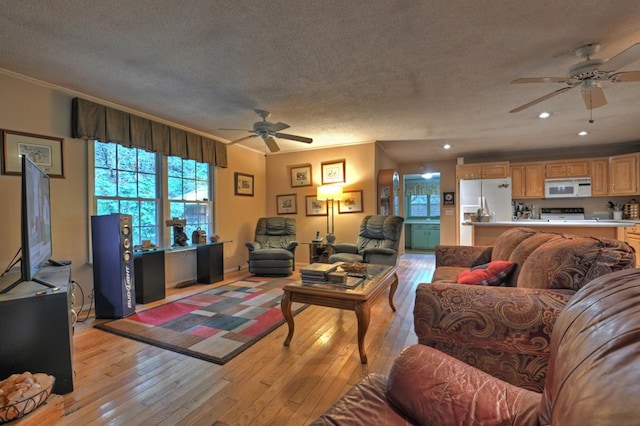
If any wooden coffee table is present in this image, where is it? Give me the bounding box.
[280,264,398,363]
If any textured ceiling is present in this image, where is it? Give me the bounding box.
[1,1,640,162]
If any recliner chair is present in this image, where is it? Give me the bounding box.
[246,217,298,276]
[329,215,404,266]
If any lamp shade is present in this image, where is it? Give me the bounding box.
[317,184,343,200]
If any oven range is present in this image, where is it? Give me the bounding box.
[540,207,585,221]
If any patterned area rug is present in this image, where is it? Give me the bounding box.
[94,276,306,364]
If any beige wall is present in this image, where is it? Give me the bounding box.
[0,72,267,304]
[265,143,378,262]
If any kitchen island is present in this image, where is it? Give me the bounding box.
[465,220,637,245]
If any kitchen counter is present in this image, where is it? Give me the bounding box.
[465,219,638,227]
[465,220,634,245]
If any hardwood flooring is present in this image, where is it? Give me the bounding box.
[60,254,435,425]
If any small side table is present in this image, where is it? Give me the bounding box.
[306,241,333,263]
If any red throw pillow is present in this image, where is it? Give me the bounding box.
[456,260,516,286]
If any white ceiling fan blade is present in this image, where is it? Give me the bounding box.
[511,77,567,84]
[509,87,573,113]
[274,133,313,144]
[264,136,280,152]
[269,122,290,132]
[610,70,640,83]
[598,43,640,72]
[227,134,259,146]
[581,86,607,110]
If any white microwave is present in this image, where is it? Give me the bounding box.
[544,177,592,198]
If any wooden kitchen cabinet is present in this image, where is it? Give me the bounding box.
[545,159,589,178]
[456,162,508,180]
[625,224,640,267]
[589,157,609,197]
[510,162,544,199]
[609,153,638,196]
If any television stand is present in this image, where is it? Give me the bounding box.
[0,272,59,295]
[0,265,75,394]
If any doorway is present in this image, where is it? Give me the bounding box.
[403,173,441,252]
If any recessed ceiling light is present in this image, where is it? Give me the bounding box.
[578,130,589,136]
[538,112,550,118]
[443,144,451,149]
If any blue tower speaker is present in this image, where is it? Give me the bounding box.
[91,213,136,318]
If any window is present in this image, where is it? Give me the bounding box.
[407,194,440,218]
[167,156,212,241]
[94,141,159,246]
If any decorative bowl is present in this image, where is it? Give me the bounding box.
[340,262,368,274]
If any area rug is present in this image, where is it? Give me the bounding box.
[94,276,306,364]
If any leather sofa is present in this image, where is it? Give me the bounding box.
[414,227,635,392]
[313,267,640,425]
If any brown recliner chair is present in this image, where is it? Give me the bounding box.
[313,268,640,425]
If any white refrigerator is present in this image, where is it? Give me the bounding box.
[459,178,512,245]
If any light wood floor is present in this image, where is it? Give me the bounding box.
[61,253,435,425]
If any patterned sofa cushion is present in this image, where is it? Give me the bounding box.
[506,232,562,287]
[516,236,635,290]
[491,227,538,261]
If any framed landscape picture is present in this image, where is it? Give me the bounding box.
[321,159,345,184]
[2,129,65,177]
[277,193,297,215]
[234,172,254,196]
[338,190,363,214]
[305,195,327,216]
[290,163,312,187]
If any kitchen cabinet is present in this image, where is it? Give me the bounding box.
[609,153,638,196]
[510,162,544,199]
[545,160,589,178]
[456,162,509,180]
[625,224,640,267]
[411,224,440,250]
[589,157,609,197]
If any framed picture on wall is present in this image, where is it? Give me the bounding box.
[2,129,65,177]
[321,159,345,184]
[234,172,254,196]
[277,193,297,215]
[290,163,312,187]
[305,195,327,216]
[443,191,455,205]
[339,190,363,214]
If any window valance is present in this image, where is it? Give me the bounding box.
[405,180,439,196]
[71,97,227,167]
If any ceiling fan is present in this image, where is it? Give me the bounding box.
[509,42,640,113]
[219,109,313,153]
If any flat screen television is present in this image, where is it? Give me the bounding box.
[1,155,56,293]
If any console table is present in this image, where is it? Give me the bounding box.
[0,265,74,394]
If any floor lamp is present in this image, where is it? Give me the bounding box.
[317,184,343,243]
